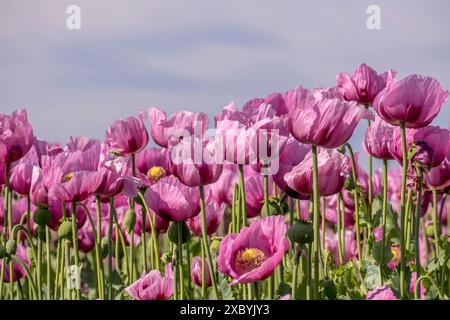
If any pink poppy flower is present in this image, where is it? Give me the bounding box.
[285,148,349,197]
[10,146,39,196]
[0,109,35,163]
[187,190,225,236]
[125,264,174,300]
[366,285,398,300]
[215,102,288,169]
[374,74,448,128]
[364,116,395,160]
[191,256,212,288]
[48,169,106,203]
[389,125,450,168]
[218,215,289,284]
[273,136,311,199]
[425,152,450,190]
[148,107,209,148]
[105,112,149,156]
[170,136,223,187]
[324,227,357,264]
[336,64,395,105]
[135,147,171,185]
[144,176,199,221]
[245,173,274,218]
[287,86,364,148]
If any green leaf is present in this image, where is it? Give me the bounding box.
[217,275,237,300]
[365,265,381,290]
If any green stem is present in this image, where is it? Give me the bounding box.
[311,145,320,299]
[238,165,248,228]
[46,226,51,299]
[413,166,423,298]
[138,192,160,271]
[291,246,300,300]
[37,229,42,300]
[94,195,105,299]
[337,193,344,265]
[345,143,362,265]
[379,159,388,284]
[108,197,114,300]
[201,239,206,299]
[71,202,81,300]
[81,201,104,299]
[199,185,220,300]
[177,222,184,300]
[321,197,326,252]
[431,189,440,257]
[399,122,408,298]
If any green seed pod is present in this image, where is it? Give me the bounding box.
[323,278,337,300]
[123,209,136,234]
[288,220,314,244]
[210,237,222,255]
[0,244,6,259]
[425,223,435,238]
[168,221,190,244]
[58,220,73,240]
[6,239,17,255]
[33,207,52,227]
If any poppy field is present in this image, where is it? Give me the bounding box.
[0,63,449,301]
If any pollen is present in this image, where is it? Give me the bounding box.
[61,172,74,183]
[147,166,166,182]
[235,248,267,274]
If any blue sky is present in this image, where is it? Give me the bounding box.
[1,0,449,169]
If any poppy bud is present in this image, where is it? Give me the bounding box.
[210,237,222,255]
[168,221,190,244]
[33,207,52,227]
[58,220,73,240]
[323,278,337,300]
[123,209,136,234]
[425,223,435,238]
[288,220,314,244]
[6,239,17,255]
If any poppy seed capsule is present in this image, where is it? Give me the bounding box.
[123,209,136,234]
[6,239,17,255]
[288,220,314,244]
[33,207,52,227]
[58,220,73,240]
[425,223,435,238]
[168,221,190,244]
